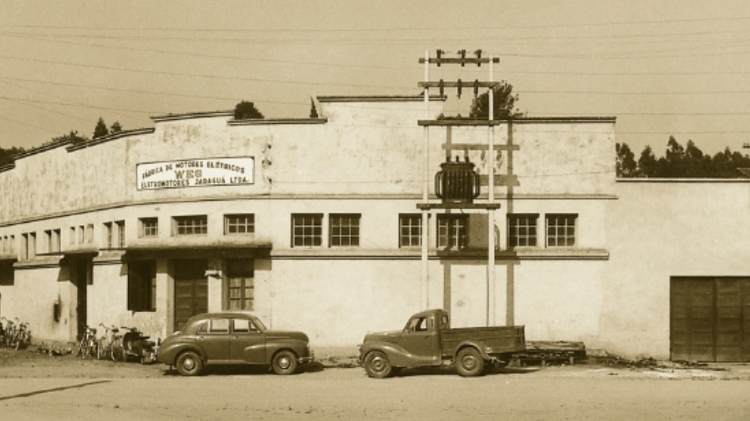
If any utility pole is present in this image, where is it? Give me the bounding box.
[417,50,501,326]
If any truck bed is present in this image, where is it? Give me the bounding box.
[440,326,525,358]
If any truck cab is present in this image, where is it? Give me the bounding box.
[359,309,525,378]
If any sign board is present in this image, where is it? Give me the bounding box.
[136,157,254,190]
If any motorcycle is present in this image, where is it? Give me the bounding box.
[119,326,158,364]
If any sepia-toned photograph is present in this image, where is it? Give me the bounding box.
[1,1,750,419]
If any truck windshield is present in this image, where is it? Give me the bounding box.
[405,317,429,332]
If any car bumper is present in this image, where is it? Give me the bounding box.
[298,350,314,364]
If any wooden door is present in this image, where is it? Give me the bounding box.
[173,259,208,331]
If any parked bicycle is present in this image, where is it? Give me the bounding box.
[9,318,31,350]
[111,325,124,361]
[96,324,123,361]
[76,325,98,358]
[2,317,15,348]
[0,317,7,346]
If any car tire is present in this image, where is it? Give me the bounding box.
[363,350,392,379]
[455,347,485,377]
[272,350,298,375]
[176,351,204,376]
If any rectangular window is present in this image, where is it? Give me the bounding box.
[399,214,422,248]
[104,222,113,248]
[546,214,577,247]
[116,221,125,247]
[330,214,360,247]
[233,318,258,333]
[78,225,85,244]
[227,259,254,311]
[9,235,14,253]
[208,319,230,333]
[437,214,468,250]
[225,214,255,235]
[70,227,75,245]
[25,232,36,260]
[174,215,208,235]
[139,218,158,237]
[127,260,156,312]
[46,229,61,253]
[86,224,94,243]
[291,214,322,247]
[21,233,28,260]
[508,214,538,247]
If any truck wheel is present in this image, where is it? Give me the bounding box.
[364,351,392,379]
[272,350,298,375]
[176,351,203,376]
[456,347,485,377]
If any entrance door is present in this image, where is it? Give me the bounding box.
[174,259,208,331]
[671,277,750,362]
[74,259,92,340]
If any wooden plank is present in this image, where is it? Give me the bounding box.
[419,57,500,65]
[419,81,501,88]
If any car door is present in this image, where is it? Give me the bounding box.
[399,316,440,363]
[196,318,231,364]
[230,317,266,363]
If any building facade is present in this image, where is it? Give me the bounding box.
[1,94,747,361]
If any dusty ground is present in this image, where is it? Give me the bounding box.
[2,346,750,421]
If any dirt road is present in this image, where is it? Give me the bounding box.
[1,349,750,420]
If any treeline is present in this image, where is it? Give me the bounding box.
[0,146,24,167]
[617,136,750,178]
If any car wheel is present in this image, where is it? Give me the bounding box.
[364,351,392,379]
[272,350,298,375]
[176,351,204,376]
[455,347,485,377]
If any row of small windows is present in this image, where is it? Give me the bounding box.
[400,213,578,250]
[1,212,577,260]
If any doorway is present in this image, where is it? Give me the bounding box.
[173,259,208,331]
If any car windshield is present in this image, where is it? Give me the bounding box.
[252,317,267,332]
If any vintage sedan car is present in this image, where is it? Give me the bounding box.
[157,312,314,376]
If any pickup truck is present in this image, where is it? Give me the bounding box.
[359,309,525,378]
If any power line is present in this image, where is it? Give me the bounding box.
[0,54,410,90]
[3,14,750,32]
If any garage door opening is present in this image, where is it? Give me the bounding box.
[671,277,750,362]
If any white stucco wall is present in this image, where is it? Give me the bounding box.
[0,97,625,354]
[605,180,750,359]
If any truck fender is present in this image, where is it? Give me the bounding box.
[453,340,492,361]
[360,341,422,367]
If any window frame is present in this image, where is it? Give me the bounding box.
[399,214,422,248]
[507,213,539,248]
[173,215,208,236]
[224,213,255,236]
[291,213,323,248]
[437,214,468,250]
[329,213,361,247]
[546,213,577,248]
[226,259,255,311]
[139,217,159,238]
[127,260,156,312]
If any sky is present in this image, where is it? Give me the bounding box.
[2,0,750,157]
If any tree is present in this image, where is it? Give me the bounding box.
[616,143,637,177]
[309,97,319,118]
[233,100,264,120]
[93,117,109,138]
[0,146,24,167]
[110,121,123,133]
[469,82,522,119]
[636,145,659,177]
